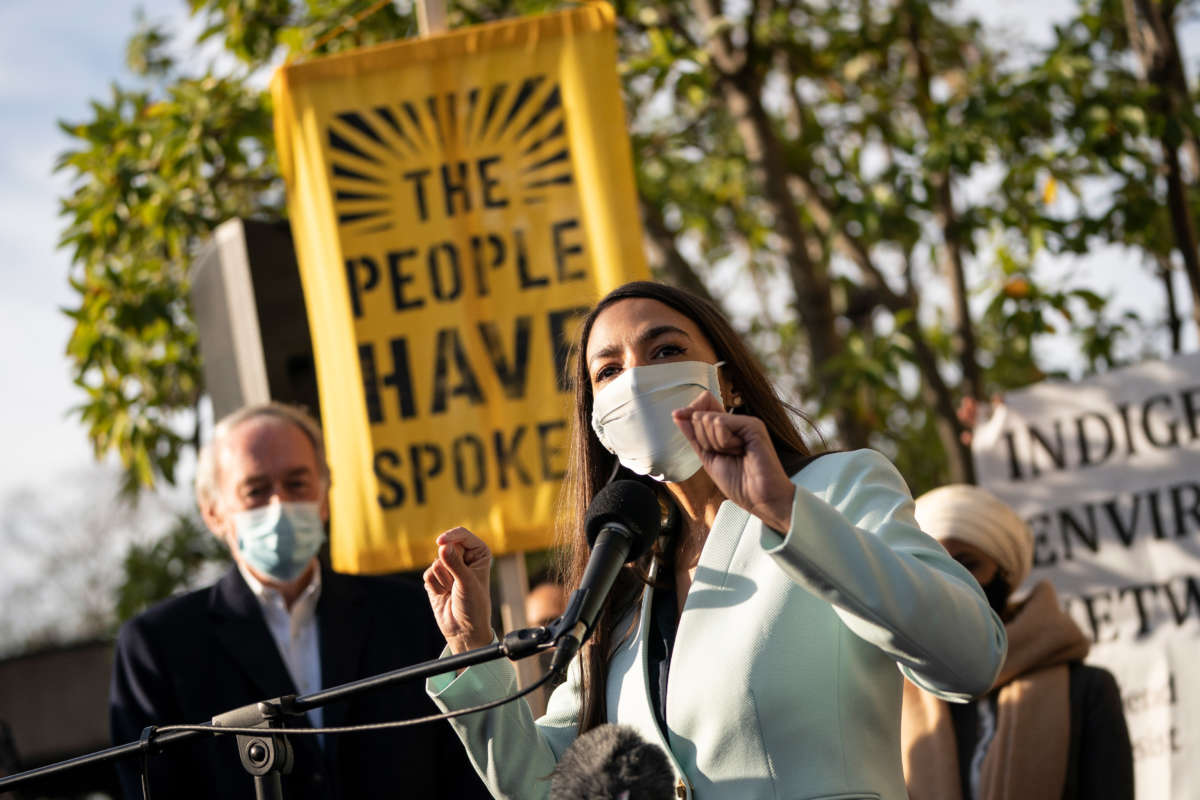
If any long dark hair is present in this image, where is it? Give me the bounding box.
[557,281,813,733]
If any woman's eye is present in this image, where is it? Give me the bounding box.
[653,344,685,359]
[594,365,619,382]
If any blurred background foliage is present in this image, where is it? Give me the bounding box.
[113,513,231,624]
[47,0,1200,625]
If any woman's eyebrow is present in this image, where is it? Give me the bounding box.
[588,325,692,365]
[640,325,691,344]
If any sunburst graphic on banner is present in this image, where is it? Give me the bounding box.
[326,74,570,236]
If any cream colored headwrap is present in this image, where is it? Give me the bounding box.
[914,484,1034,590]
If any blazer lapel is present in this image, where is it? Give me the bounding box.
[208,567,298,700]
[316,569,370,730]
[634,563,680,760]
[208,567,324,770]
[656,501,751,800]
[629,560,704,799]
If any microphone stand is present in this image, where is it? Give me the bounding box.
[0,625,557,799]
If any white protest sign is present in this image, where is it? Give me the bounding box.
[973,351,1200,799]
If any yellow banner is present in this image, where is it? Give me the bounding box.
[271,3,647,573]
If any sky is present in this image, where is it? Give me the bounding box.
[0,0,173,497]
[0,0,1193,521]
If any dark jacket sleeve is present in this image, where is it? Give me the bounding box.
[109,616,199,800]
[335,573,492,800]
[1068,663,1134,800]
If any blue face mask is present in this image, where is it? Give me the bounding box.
[232,501,326,582]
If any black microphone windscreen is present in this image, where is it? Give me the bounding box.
[583,480,660,559]
[549,724,675,800]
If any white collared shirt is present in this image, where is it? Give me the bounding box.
[238,560,324,730]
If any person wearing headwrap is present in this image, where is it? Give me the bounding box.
[902,484,1133,800]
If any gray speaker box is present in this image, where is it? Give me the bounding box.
[191,218,321,422]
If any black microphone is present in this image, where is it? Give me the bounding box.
[549,480,659,672]
[549,723,675,800]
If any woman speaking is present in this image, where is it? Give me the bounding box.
[423,281,1006,800]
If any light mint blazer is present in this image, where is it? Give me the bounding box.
[428,449,1006,800]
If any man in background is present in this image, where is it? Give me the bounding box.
[110,402,489,799]
[902,483,1132,800]
[525,579,567,630]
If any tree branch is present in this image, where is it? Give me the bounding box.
[1125,0,1200,332]
[1156,252,1183,354]
[638,198,718,307]
[691,0,747,76]
[905,0,983,404]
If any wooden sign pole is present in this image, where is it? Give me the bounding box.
[413,0,448,36]
[494,552,547,716]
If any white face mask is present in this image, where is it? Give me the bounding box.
[591,360,724,483]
